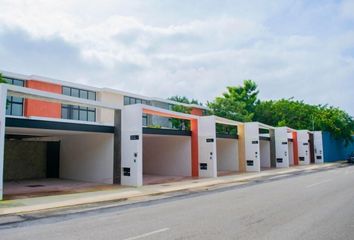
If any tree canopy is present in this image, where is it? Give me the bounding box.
[205,80,353,144]
[207,80,259,122]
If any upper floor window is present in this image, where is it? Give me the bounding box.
[124,96,150,126]
[123,96,149,106]
[61,86,96,122]
[4,77,25,116]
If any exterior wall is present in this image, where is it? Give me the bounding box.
[191,108,204,116]
[275,127,290,168]
[25,80,62,118]
[313,131,324,163]
[4,140,47,180]
[260,140,271,168]
[60,133,114,184]
[97,91,124,124]
[216,138,238,172]
[143,135,191,176]
[323,132,354,162]
[244,122,260,172]
[297,130,310,165]
[198,116,217,178]
[292,131,299,165]
[121,105,144,186]
[238,124,246,172]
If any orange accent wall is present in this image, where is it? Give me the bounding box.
[24,80,62,118]
[292,132,299,165]
[191,119,199,177]
[191,108,204,116]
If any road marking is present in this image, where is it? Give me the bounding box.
[306,179,332,188]
[123,228,170,240]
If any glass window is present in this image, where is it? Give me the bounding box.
[124,96,129,105]
[88,111,95,122]
[80,90,88,99]
[88,91,96,100]
[4,77,25,116]
[11,104,23,116]
[71,88,79,97]
[62,107,69,119]
[62,87,71,96]
[61,86,96,122]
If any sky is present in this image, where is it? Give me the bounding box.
[0,0,353,114]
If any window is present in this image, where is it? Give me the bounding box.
[124,96,150,126]
[61,86,96,122]
[4,77,25,116]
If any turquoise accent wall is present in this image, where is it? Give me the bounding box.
[323,132,354,162]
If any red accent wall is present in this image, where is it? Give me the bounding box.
[292,132,299,166]
[191,108,204,116]
[191,119,199,177]
[24,80,62,118]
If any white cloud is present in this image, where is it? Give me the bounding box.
[0,0,353,115]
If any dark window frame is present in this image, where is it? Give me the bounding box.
[61,86,96,122]
[4,77,25,116]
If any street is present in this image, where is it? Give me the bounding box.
[1,164,354,240]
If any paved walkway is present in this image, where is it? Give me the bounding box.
[0,163,339,215]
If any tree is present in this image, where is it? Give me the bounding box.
[207,80,259,122]
[0,73,6,84]
[254,99,354,145]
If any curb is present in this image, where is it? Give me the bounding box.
[0,163,341,216]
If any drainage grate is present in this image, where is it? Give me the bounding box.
[26,184,45,188]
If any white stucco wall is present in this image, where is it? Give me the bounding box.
[260,140,271,168]
[97,91,124,124]
[60,133,114,184]
[244,122,260,172]
[143,135,191,176]
[216,138,238,172]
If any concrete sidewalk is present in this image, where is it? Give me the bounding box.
[0,163,339,216]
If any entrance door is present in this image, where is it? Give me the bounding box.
[46,141,60,178]
[309,133,315,164]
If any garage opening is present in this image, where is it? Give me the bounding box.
[3,120,116,200]
[309,132,315,164]
[216,123,239,176]
[288,139,294,166]
[143,127,193,185]
[260,137,271,169]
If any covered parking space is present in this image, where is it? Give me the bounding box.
[121,104,199,186]
[244,122,275,172]
[274,127,299,168]
[198,116,244,178]
[0,84,121,200]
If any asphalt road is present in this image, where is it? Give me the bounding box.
[1,164,354,240]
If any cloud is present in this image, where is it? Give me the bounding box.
[0,0,353,115]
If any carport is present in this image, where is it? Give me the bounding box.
[0,84,121,200]
[198,116,244,178]
[244,122,275,172]
[274,127,299,168]
[121,104,199,186]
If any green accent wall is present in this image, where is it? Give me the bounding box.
[4,140,47,181]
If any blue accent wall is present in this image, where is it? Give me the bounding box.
[323,132,354,162]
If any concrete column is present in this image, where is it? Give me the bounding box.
[238,124,246,172]
[269,129,276,168]
[0,85,7,200]
[191,119,199,177]
[113,109,121,184]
